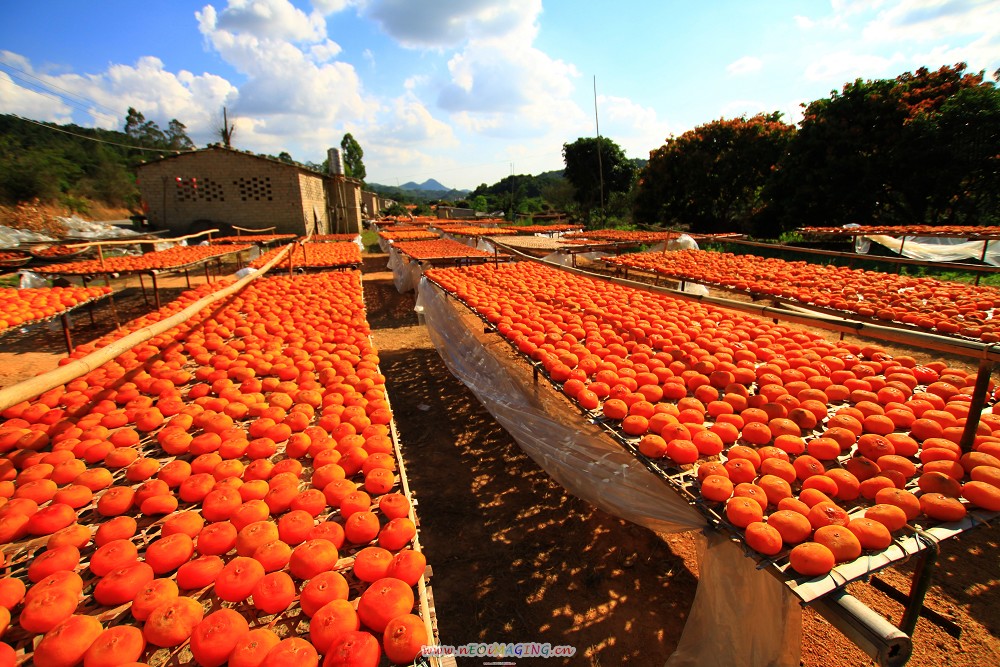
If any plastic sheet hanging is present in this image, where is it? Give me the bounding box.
[665,531,801,667]
[418,277,802,667]
[542,251,610,266]
[387,247,423,293]
[863,235,1000,266]
[18,271,49,289]
[668,234,699,251]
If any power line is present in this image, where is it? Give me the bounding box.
[7,114,188,154]
[0,75,120,127]
[0,58,124,123]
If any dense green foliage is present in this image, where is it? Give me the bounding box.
[469,172,568,217]
[0,113,186,211]
[765,64,1000,234]
[635,113,795,234]
[562,137,637,224]
[5,63,996,234]
[636,63,1000,236]
[340,133,366,182]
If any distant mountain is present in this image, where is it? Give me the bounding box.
[368,180,470,202]
[399,178,450,192]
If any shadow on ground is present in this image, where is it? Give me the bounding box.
[364,266,698,665]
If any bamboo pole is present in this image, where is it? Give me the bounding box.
[64,229,220,249]
[231,225,277,234]
[490,239,1000,364]
[0,243,294,412]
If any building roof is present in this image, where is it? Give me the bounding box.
[137,145,363,185]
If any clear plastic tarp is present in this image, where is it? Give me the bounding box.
[0,227,57,247]
[18,271,49,289]
[418,278,801,667]
[862,235,1000,266]
[387,247,423,293]
[542,251,610,266]
[59,215,146,239]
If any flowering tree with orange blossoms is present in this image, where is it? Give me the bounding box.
[767,64,999,232]
[633,113,794,235]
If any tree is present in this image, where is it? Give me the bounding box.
[767,63,998,232]
[340,133,366,182]
[562,137,636,223]
[123,108,166,147]
[634,113,795,234]
[218,107,236,148]
[471,195,489,212]
[276,151,296,164]
[166,119,194,151]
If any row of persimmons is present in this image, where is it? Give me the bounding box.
[0,287,112,334]
[425,262,1000,578]
[250,243,362,271]
[0,271,428,667]
[606,249,1000,342]
[33,245,253,277]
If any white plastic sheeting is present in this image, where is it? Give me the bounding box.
[542,251,611,266]
[667,234,700,251]
[666,532,801,667]
[863,235,1000,266]
[387,247,423,293]
[18,271,48,289]
[418,278,801,667]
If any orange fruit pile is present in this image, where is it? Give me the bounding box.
[0,271,429,664]
[606,248,1000,342]
[426,262,1000,579]
[0,286,112,333]
[250,242,361,270]
[35,245,251,276]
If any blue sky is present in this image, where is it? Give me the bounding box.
[1,1,998,190]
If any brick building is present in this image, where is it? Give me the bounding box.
[136,146,370,236]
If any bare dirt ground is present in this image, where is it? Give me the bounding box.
[0,251,997,666]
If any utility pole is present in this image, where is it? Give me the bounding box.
[594,75,605,224]
[508,162,515,221]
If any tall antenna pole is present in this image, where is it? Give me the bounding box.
[509,162,515,221]
[594,76,605,222]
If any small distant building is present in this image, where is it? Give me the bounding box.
[136,145,366,236]
[435,206,478,220]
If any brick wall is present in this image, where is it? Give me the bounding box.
[137,148,312,235]
[298,173,329,235]
[361,191,378,218]
[326,178,363,234]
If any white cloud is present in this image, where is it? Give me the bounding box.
[803,50,904,82]
[913,36,1000,75]
[434,38,585,141]
[197,2,380,148]
[403,74,427,91]
[597,95,676,158]
[376,96,458,146]
[364,0,542,49]
[726,56,763,76]
[309,39,343,62]
[0,71,74,124]
[0,51,237,137]
[862,0,999,42]
[311,0,356,14]
[794,15,815,29]
[718,99,770,120]
[209,0,327,42]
